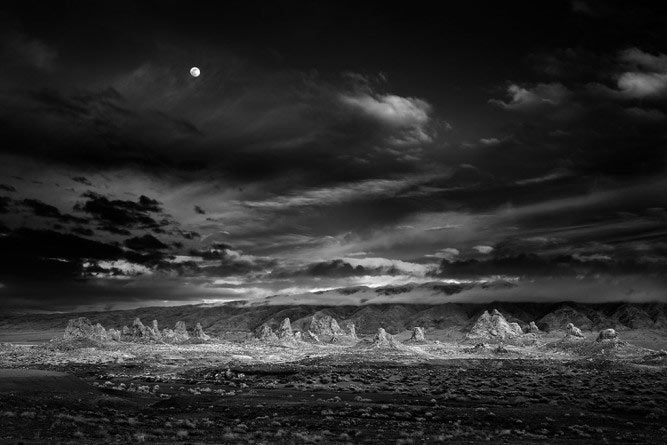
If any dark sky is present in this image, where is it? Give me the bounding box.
[1,1,666,311]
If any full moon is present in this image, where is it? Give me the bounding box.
[190,67,200,77]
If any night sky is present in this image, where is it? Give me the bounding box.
[1,1,666,312]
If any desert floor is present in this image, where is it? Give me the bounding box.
[1,329,666,444]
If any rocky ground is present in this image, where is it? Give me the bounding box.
[0,330,666,444]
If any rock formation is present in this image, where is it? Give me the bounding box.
[409,327,426,342]
[92,323,108,340]
[174,321,188,337]
[373,328,391,345]
[152,320,162,339]
[342,321,357,339]
[194,323,210,340]
[466,309,523,341]
[276,318,294,339]
[162,321,190,343]
[526,321,541,333]
[256,325,279,342]
[132,318,152,339]
[566,322,585,338]
[64,317,91,339]
[596,328,617,342]
[64,317,109,341]
[372,328,402,349]
[309,314,343,337]
[107,328,121,342]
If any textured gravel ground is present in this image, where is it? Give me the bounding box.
[0,339,666,443]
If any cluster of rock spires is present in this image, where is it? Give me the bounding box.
[464,309,609,347]
[63,318,109,342]
[372,328,398,347]
[465,309,525,342]
[255,314,359,344]
[64,307,629,351]
[255,316,430,350]
[64,317,210,344]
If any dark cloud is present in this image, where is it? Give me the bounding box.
[124,234,168,251]
[181,247,277,278]
[194,205,205,215]
[305,259,369,278]
[74,191,167,230]
[0,227,125,281]
[174,229,200,240]
[281,259,414,279]
[20,198,87,224]
[70,176,91,185]
[0,184,16,192]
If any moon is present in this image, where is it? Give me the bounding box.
[190,67,200,77]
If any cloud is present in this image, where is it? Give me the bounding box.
[586,48,667,99]
[186,246,277,278]
[481,46,667,186]
[83,259,153,278]
[473,245,494,254]
[71,176,92,186]
[74,191,167,231]
[479,138,501,146]
[124,234,168,251]
[490,83,571,111]
[514,170,571,186]
[0,227,128,281]
[424,224,462,232]
[619,47,667,72]
[340,92,433,145]
[342,257,437,277]
[616,72,667,98]
[279,256,439,279]
[20,198,87,224]
[428,247,460,261]
[242,174,439,210]
[303,259,369,278]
